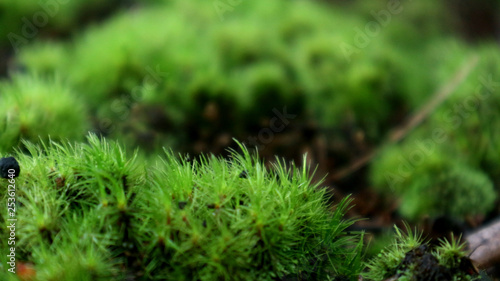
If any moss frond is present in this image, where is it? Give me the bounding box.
[363,224,424,281]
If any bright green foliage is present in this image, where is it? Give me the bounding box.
[0,135,363,280]
[370,40,500,221]
[434,234,468,269]
[371,141,496,220]
[427,42,500,182]
[363,225,479,281]
[398,162,495,220]
[16,0,440,148]
[0,74,89,152]
[364,225,423,280]
[350,0,452,46]
[1,0,117,48]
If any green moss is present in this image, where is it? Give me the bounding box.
[427,42,500,179]
[400,162,494,220]
[371,140,496,220]
[370,40,500,221]
[0,134,363,280]
[0,0,116,48]
[363,226,479,281]
[363,225,423,281]
[15,0,443,148]
[0,74,89,152]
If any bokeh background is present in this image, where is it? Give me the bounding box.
[1,0,500,275]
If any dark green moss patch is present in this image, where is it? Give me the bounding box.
[395,244,478,281]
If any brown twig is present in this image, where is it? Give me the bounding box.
[332,55,479,180]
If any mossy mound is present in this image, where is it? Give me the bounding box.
[371,140,496,220]
[1,0,118,49]
[0,134,363,280]
[370,40,500,221]
[0,73,89,152]
[363,226,480,281]
[15,0,441,151]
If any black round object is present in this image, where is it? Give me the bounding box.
[0,157,20,178]
[239,170,248,179]
[178,201,187,210]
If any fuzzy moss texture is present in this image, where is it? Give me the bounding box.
[0,135,364,281]
[11,0,447,151]
[370,42,500,221]
[5,0,495,159]
[0,0,498,279]
[0,74,89,152]
[363,226,480,281]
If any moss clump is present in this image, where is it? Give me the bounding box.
[427,42,500,182]
[363,226,480,281]
[370,41,500,221]
[0,134,363,280]
[15,0,441,150]
[0,74,89,152]
[398,162,494,220]
[371,141,496,220]
[0,0,123,48]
